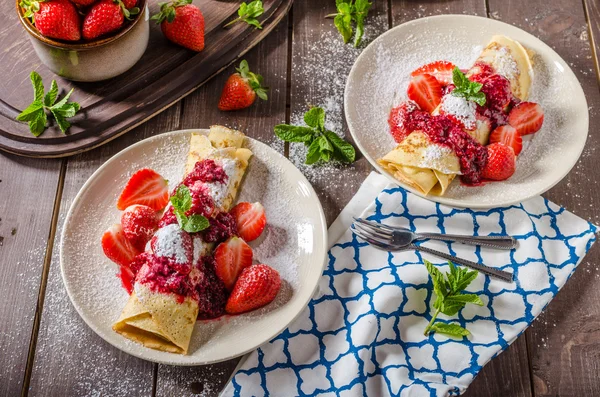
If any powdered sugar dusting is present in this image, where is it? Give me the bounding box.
[153,224,191,264]
[346,17,586,206]
[421,144,458,174]
[440,94,477,129]
[493,47,520,82]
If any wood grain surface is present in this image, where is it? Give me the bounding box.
[0,0,291,157]
[2,0,600,396]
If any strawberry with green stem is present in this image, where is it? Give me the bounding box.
[16,71,80,136]
[82,0,140,40]
[20,0,81,41]
[223,0,264,29]
[151,0,205,52]
[218,60,268,111]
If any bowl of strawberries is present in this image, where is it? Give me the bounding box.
[16,0,149,82]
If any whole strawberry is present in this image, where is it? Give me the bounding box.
[218,60,268,111]
[481,143,516,181]
[70,0,98,6]
[21,0,81,41]
[225,264,281,314]
[151,0,205,52]
[82,0,139,40]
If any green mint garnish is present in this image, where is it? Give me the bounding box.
[274,106,356,165]
[327,0,372,48]
[450,67,486,106]
[16,71,81,137]
[423,260,484,337]
[170,185,210,233]
[223,0,264,29]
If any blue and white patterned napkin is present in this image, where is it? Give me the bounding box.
[222,172,597,397]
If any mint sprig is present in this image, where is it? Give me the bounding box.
[223,0,264,29]
[16,71,80,136]
[170,185,210,233]
[327,0,372,48]
[423,260,484,337]
[451,67,486,106]
[274,106,356,165]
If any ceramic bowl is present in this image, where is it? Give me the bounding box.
[16,0,149,82]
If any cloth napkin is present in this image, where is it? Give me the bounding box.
[221,172,597,397]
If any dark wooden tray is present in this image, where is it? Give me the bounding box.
[0,0,292,157]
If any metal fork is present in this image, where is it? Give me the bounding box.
[353,218,518,250]
[351,220,514,282]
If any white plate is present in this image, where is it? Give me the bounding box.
[345,15,588,208]
[60,129,328,365]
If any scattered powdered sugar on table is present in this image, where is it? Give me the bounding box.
[55,130,320,365]
[346,20,581,205]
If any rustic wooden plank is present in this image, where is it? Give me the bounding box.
[0,0,292,157]
[0,154,61,397]
[26,105,182,397]
[488,0,600,396]
[288,0,389,226]
[153,15,290,397]
[389,1,534,396]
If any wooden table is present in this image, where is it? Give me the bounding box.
[2,1,600,396]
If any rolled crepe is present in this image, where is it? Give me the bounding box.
[469,35,533,101]
[113,126,252,354]
[378,131,460,196]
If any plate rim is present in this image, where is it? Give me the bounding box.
[344,14,589,209]
[59,128,329,365]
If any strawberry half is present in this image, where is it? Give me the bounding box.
[121,204,159,250]
[508,102,544,135]
[489,125,522,156]
[214,236,253,290]
[411,61,456,85]
[230,202,266,242]
[102,223,141,267]
[225,264,281,314]
[407,74,442,113]
[117,168,169,211]
[481,143,516,181]
[218,60,268,111]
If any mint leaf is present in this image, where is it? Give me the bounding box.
[29,110,47,137]
[274,125,316,142]
[334,13,353,44]
[451,67,486,106]
[174,209,188,229]
[445,293,484,305]
[183,214,210,233]
[352,0,371,47]
[44,80,58,106]
[16,101,44,122]
[224,0,264,29]
[305,139,322,165]
[171,185,193,212]
[304,107,326,130]
[50,110,69,134]
[323,130,355,163]
[318,134,333,154]
[51,88,75,109]
[30,71,44,103]
[52,102,80,118]
[430,323,470,337]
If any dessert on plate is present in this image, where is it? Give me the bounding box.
[101,126,280,354]
[378,35,545,195]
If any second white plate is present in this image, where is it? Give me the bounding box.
[345,15,588,208]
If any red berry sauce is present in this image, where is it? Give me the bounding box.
[195,255,228,319]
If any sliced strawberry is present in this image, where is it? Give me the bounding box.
[230,202,266,242]
[388,101,419,143]
[225,264,281,314]
[481,143,516,181]
[117,266,136,294]
[214,236,254,290]
[121,205,159,250]
[411,61,456,85]
[407,74,443,113]
[117,168,169,211]
[489,125,522,155]
[508,102,544,135]
[102,224,141,267]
